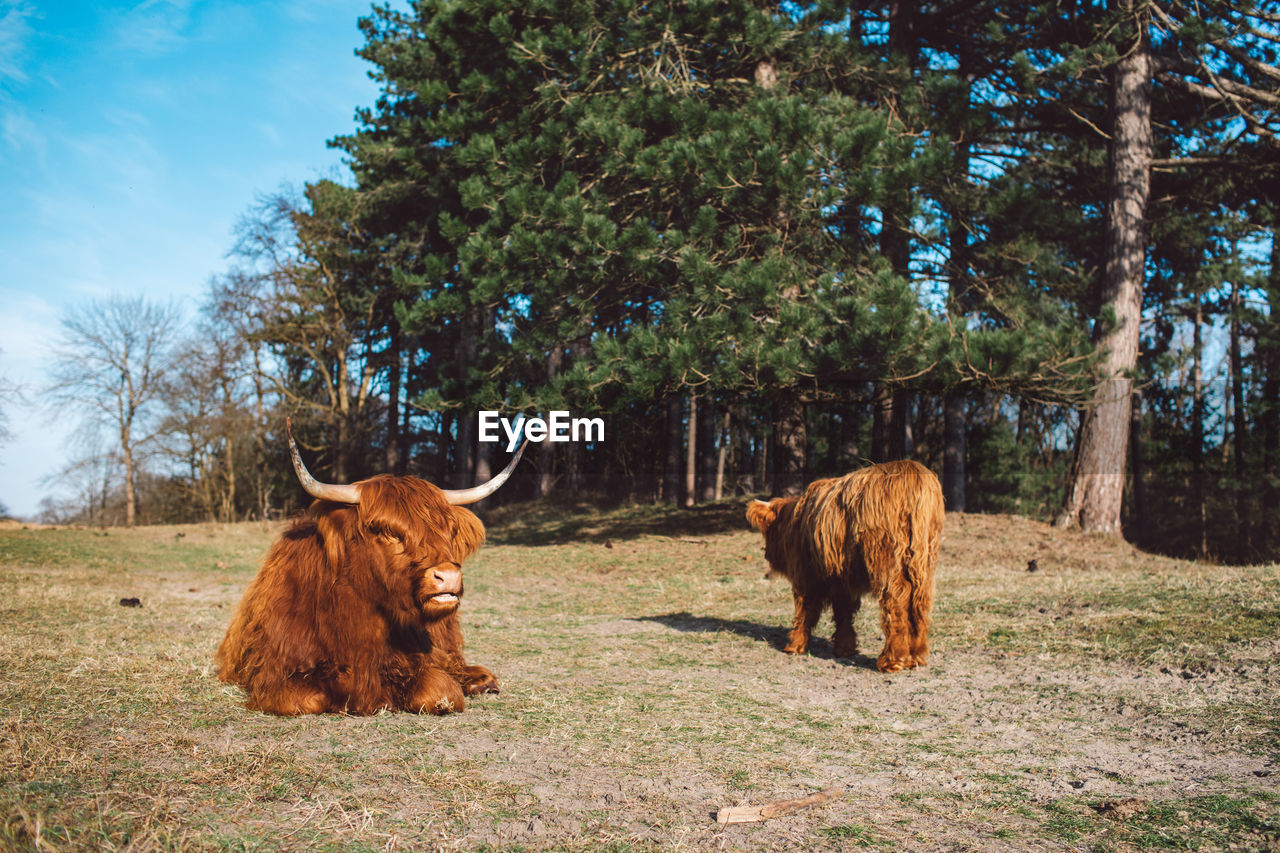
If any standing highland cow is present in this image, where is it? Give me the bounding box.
[216,419,525,716]
[746,460,944,673]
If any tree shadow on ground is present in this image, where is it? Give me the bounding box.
[484,498,751,547]
[636,611,878,670]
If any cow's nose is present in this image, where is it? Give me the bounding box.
[433,563,462,593]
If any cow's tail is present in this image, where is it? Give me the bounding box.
[903,472,942,647]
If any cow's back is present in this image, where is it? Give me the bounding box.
[794,461,942,581]
[216,518,330,691]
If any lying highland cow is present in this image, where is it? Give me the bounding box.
[216,419,525,715]
[746,460,944,673]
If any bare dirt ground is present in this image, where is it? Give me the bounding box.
[0,504,1277,851]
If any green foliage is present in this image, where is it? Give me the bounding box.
[303,0,1111,503]
[964,401,1070,520]
[52,0,1279,562]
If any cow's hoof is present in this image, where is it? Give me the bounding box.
[876,656,909,673]
[464,677,499,696]
[410,669,466,714]
[460,665,500,696]
[251,682,330,716]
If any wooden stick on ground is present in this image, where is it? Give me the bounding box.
[715,787,843,825]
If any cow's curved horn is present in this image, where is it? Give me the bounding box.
[441,416,528,505]
[287,417,362,504]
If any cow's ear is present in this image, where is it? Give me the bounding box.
[746,500,778,533]
[315,502,356,567]
[451,507,486,561]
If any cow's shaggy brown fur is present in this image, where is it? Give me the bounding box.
[216,475,497,715]
[746,460,944,672]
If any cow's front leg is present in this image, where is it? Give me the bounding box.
[405,665,465,715]
[250,678,330,716]
[456,664,499,696]
[429,636,500,697]
[784,588,825,655]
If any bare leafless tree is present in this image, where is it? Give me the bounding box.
[47,296,183,527]
[41,437,120,525]
[221,188,384,482]
[158,319,257,522]
[0,348,20,448]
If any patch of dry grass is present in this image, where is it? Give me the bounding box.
[0,507,1277,850]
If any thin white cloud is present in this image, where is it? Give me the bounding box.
[113,0,194,55]
[1,105,44,162]
[258,121,283,147]
[61,129,164,196]
[0,290,59,369]
[0,1,36,85]
[283,0,366,25]
[102,107,152,131]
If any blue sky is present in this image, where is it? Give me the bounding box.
[0,0,381,518]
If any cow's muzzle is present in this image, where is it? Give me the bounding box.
[420,562,463,607]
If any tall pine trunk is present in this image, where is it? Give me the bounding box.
[1129,390,1148,542]
[697,399,717,502]
[472,393,493,511]
[775,399,807,494]
[565,338,590,497]
[436,411,452,485]
[871,384,894,462]
[1263,231,1280,554]
[944,44,971,512]
[684,395,698,506]
[738,408,756,494]
[875,1,915,465]
[890,389,911,459]
[715,409,731,500]
[536,346,563,498]
[1058,4,1150,535]
[838,408,860,469]
[763,415,776,494]
[944,395,966,510]
[664,396,683,505]
[400,349,414,476]
[756,56,807,495]
[1230,276,1249,561]
[1192,295,1207,558]
[474,434,493,494]
[453,312,478,489]
[385,322,403,475]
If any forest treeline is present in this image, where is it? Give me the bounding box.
[20,0,1280,564]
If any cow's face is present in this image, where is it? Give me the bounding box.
[746,497,797,578]
[353,476,487,623]
[365,519,463,620]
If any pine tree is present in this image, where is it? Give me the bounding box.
[1051,0,1280,534]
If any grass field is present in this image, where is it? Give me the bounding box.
[1,502,1277,851]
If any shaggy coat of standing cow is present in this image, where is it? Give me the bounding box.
[216,420,525,716]
[746,460,944,673]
